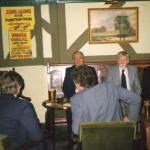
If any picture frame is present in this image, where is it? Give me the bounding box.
[88,7,138,44]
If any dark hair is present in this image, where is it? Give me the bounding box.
[117,51,130,60]
[0,71,24,95]
[72,51,84,59]
[14,71,25,94]
[71,65,98,88]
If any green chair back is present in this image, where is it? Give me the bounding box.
[0,134,13,150]
[0,134,9,150]
[79,121,137,150]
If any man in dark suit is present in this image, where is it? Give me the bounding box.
[142,66,150,100]
[62,51,98,99]
[0,71,44,149]
[71,65,141,135]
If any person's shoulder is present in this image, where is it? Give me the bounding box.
[15,97,33,109]
[100,81,115,88]
[66,65,75,71]
[83,82,116,97]
[72,90,84,99]
[109,64,118,69]
[86,65,95,72]
[108,65,118,73]
[86,82,114,91]
[96,81,117,91]
[71,91,85,104]
[143,66,150,77]
[67,65,75,69]
[4,96,33,114]
[88,65,95,69]
[144,66,150,72]
[127,65,137,71]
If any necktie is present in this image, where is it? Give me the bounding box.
[121,69,127,89]
[121,69,128,118]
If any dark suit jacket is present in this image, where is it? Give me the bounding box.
[142,66,150,100]
[62,65,98,99]
[0,94,44,149]
[62,65,76,99]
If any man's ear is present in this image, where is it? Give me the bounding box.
[75,82,80,89]
[17,85,21,95]
[127,58,130,64]
[75,82,84,92]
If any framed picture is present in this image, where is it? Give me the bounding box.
[88,7,138,44]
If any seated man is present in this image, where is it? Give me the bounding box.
[107,51,141,120]
[0,71,44,149]
[70,65,141,135]
[62,51,98,99]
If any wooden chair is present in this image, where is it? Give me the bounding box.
[79,121,137,150]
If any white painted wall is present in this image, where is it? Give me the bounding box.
[1,1,150,122]
[65,2,150,56]
[0,66,48,122]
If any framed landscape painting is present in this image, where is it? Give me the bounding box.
[88,7,138,44]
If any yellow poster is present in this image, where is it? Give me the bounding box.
[1,6,35,30]
[9,30,32,59]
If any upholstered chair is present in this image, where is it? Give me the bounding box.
[79,121,137,150]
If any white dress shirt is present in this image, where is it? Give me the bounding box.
[119,68,131,91]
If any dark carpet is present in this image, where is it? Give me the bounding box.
[55,125,69,150]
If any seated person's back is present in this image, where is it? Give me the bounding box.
[70,65,141,135]
[0,71,44,149]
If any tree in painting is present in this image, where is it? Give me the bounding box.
[114,15,135,40]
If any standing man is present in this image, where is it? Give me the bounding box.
[71,65,141,135]
[107,51,142,120]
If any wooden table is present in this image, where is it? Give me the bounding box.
[42,100,71,149]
